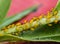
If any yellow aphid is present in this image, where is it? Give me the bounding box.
[54,11,58,15]
[16,23,21,26]
[7,25,11,29]
[0,33,4,36]
[46,19,50,23]
[16,26,20,31]
[11,24,15,27]
[30,28,35,31]
[34,23,39,28]
[47,14,52,19]
[15,33,18,35]
[24,24,29,29]
[38,15,43,19]
[55,15,59,18]
[4,29,8,32]
[30,19,34,23]
[54,20,58,24]
[33,17,37,20]
[24,20,27,23]
[48,24,52,26]
[23,24,28,30]
[46,11,52,19]
[16,29,22,32]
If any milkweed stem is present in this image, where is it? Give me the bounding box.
[1,10,60,35]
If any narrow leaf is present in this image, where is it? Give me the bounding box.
[0,0,11,22]
[0,6,38,29]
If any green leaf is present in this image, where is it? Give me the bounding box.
[0,6,38,29]
[38,35,60,42]
[0,0,11,22]
[0,21,60,42]
[0,34,22,42]
[17,22,60,41]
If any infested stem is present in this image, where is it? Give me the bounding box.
[0,10,60,35]
[0,1,60,36]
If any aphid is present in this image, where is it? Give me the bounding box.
[30,28,35,31]
[30,19,34,23]
[54,20,58,24]
[24,20,27,23]
[0,33,4,36]
[38,15,43,19]
[15,33,19,35]
[48,24,52,26]
[16,23,21,26]
[54,11,58,15]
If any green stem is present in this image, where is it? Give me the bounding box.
[1,10,60,34]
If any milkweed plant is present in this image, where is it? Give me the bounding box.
[0,0,60,42]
